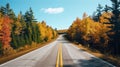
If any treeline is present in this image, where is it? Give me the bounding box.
[66,0,120,56]
[0,3,58,55]
[57,29,67,34]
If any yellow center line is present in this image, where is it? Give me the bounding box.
[56,45,60,67]
[56,43,63,67]
[60,43,63,67]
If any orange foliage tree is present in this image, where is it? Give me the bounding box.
[0,13,15,55]
[67,13,109,51]
[2,16,12,49]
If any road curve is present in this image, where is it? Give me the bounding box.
[0,34,115,67]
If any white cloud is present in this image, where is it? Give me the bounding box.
[41,7,64,14]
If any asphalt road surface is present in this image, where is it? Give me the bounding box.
[0,35,115,67]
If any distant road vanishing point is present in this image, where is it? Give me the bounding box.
[0,35,115,67]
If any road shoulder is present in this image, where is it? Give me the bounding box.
[72,43,120,67]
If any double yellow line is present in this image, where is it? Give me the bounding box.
[56,43,63,67]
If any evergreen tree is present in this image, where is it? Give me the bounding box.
[0,6,6,15]
[5,3,16,19]
[104,5,110,12]
[24,7,35,23]
[93,4,103,22]
[108,0,120,55]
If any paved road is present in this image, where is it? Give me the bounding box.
[0,35,115,67]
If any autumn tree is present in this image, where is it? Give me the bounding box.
[14,14,22,35]
[2,16,12,49]
[38,21,57,42]
[0,13,15,55]
[67,13,109,51]
[0,13,3,54]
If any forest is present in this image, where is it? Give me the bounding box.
[66,0,120,56]
[0,3,58,56]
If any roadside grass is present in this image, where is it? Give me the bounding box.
[0,36,58,64]
[73,43,120,67]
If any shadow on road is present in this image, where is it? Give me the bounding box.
[63,57,114,67]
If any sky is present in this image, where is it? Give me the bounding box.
[0,0,112,30]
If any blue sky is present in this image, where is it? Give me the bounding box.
[0,0,111,30]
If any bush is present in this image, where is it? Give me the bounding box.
[3,47,16,56]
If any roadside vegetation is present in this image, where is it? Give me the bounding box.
[0,3,58,58]
[66,0,120,66]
